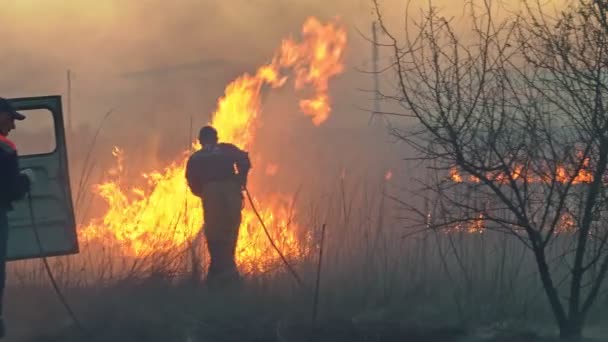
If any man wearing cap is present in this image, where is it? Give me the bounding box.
[186,126,251,285]
[0,98,34,337]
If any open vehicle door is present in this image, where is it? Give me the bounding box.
[5,95,78,260]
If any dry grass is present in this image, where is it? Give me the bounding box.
[4,147,608,341]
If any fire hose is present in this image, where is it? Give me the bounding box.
[243,186,305,288]
[26,191,87,334]
[22,185,303,334]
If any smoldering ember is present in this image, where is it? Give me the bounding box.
[1,1,608,342]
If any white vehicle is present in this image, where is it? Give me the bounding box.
[5,95,78,260]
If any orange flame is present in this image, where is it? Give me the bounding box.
[449,154,594,233]
[469,213,485,234]
[265,163,280,176]
[385,169,393,181]
[279,17,347,125]
[449,158,594,185]
[446,213,485,234]
[450,167,463,183]
[79,17,347,273]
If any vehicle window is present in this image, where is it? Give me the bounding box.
[8,108,56,156]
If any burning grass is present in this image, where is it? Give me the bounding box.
[7,175,608,341]
[76,16,346,276]
[7,152,608,340]
[4,13,608,342]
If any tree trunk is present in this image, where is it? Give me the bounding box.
[532,246,570,335]
[559,316,583,339]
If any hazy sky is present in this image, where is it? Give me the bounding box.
[1,1,371,124]
[0,0,523,123]
[0,0,572,170]
[0,0,578,213]
[0,0,569,124]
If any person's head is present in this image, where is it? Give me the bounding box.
[0,98,25,136]
[199,125,218,146]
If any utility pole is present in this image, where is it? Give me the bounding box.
[66,69,73,140]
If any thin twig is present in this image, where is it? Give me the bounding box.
[312,223,327,324]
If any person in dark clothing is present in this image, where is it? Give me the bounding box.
[186,126,251,284]
[0,98,33,338]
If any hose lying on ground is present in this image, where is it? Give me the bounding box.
[243,186,305,288]
[25,184,303,335]
[26,192,87,335]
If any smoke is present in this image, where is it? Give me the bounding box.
[0,0,538,124]
[2,0,516,205]
[0,1,368,124]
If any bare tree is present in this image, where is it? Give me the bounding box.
[374,0,608,338]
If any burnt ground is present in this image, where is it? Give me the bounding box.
[19,318,607,342]
[5,281,608,342]
[4,281,608,342]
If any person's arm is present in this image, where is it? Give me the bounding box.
[225,144,251,188]
[0,142,30,203]
[237,152,251,187]
[185,154,203,197]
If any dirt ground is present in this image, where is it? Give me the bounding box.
[4,278,607,342]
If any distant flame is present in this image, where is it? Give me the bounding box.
[558,212,576,233]
[79,17,347,273]
[385,169,393,181]
[448,154,594,234]
[449,158,594,185]
[449,167,463,183]
[447,213,485,234]
[265,163,280,176]
[470,213,485,234]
